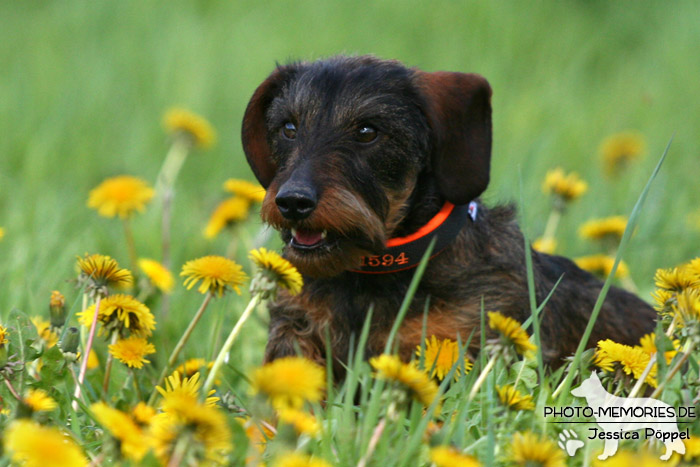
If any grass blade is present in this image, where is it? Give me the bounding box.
[556,136,673,403]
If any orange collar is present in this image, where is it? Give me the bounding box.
[350,201,476,274]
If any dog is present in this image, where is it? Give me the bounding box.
[241,55,657,377]
[571,372,687,460]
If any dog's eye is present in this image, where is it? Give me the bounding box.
[356,125,378,143]
[281,122,297,140]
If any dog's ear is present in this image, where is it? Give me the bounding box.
[416,71,492,205]
[241,65,296,187]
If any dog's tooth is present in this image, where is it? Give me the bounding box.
[321,230,327,239]
[291,228,297,237]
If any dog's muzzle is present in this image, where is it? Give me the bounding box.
[275,182,317,221]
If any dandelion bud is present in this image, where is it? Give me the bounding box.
[49,291,67,330]
[60,327,80,362]
[249,272,279,300]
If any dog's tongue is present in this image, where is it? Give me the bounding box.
[293,229,323,246]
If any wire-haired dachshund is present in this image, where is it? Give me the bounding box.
[241,55,656,377]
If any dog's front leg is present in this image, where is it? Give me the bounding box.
[263,308,325,366]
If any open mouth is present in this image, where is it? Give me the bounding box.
[290,228,332,250]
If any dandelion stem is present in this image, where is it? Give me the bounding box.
[2,376,21,401]
[161,188,174,271]
[122,217,138,275]
[167,434,191,467]
[629,315,679,398]
[130,368,143,401]
[102,332,119,394]
[157,139,189,267]
[73,294,102,410]
[357,418,386,467]
[542,209,562,242]
[203,293,262,394]
[148,292,214,405]
[650,342,693,399]
[551,366,577,399]
[468,353,498,401]
[156,138,190,195]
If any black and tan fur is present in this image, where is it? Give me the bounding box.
[241,55,656,377]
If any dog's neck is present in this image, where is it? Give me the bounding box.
[390,172,445,238]
[348,170,477,274]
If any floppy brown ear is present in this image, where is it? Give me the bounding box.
[416,71,492,205]
[241,66,296,187]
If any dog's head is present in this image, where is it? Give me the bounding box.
[242,55,492,277]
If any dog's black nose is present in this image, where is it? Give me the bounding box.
[275,185,317,220]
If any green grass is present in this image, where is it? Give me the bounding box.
[1,0,700,314]
[0,1,699,465]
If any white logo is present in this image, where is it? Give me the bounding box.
[558,429,584,456]
[571,372,687,461]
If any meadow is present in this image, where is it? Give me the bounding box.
[0,1,699,465]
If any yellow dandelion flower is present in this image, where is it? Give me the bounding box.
[87,175,155,219]
[91,402,151,461]
[249,247,304,296]
[684,435,700,461]
[685,257,700,279]
[204,196,251,239]
[430,446,481,467]
[241,417,276,454]
[277,408,321,436]
[0,227,4,240]
[510,431,566,467]
[416,336,471,381]
[24,388,57,412]
[175,358,213,378]
[599,131,646,175]
[497,385,535,411]
[651,288,675,312]
[77,293,155,337]
[224,179,266,203]
[575,255,629,279]
[533,237,557,254]
[673,288,700,327]
[108,336,156,369]
[156,371,220,408]
[594,339,656,386]
[369,354,439,407]
[273,452,332,467]
[0,325,8,347]
[655,266,700,292]
[163,107,216,149]
[638,333,679,365]
[251,356,325,410]
[4,419,88,467]
[131,401,156,426]
[181,255,247,296]
[151,401,231,465]
[31,317,58,348]
[487,311,537,357]
[138,258,174,293]
[579,216,627,241]
[592,448,668,466]
[542,167,588,202]
[76,253,133,297]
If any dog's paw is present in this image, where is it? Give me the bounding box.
[558,429,584,457]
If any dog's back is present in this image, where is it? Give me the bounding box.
[241,55,657,372]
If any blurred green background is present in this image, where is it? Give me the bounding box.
[1,0,699,316]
